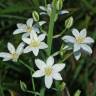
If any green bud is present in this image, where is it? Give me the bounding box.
[56,0,63,10]
[65,16,73,29]
[32,11,39,22]
[20,80,27,92]
[74,90,81,96]
[60,82,66,91]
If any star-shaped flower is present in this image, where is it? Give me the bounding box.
[22,32,48,56]
[32,56,65,89]
[39,4,69,16]
[13,18,46,38]
[0,42,25,62]
[62,28,94,60]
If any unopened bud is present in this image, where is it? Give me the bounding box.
[56,0,63,10]
[65,16,73,29]
[32,11,39,22]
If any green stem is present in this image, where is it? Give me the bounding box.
[0,82,4,96]
[47,0,57,56]
[44,0,47,6]
[26,90,40,95]
[19,60,34,72]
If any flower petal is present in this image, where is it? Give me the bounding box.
[40,12,47,15]
[72,28,80,37]
[35,59,46,70]
[23,46,32,53]
[22,33,30,39]
[80,28,87,37]
[7,42,15,54]
[45,76,53,89]
[38,34,46,41]
[17,23,27,29]
[74,51,81,60]
[32,27,40,33]
[62,35,75,43]
[16,42,25,55]
[59,10,69,15]
[0,52,11,58]
[26,18,33,28]
[22,38,31,44]
[13,29,25,35]
[74,43,80,52]
[53,64,65,72]
[39,6,47,11]
[52,73,62,80]
[39,42,48,49]
[81,44,92,54]
[84,37,94,44]
[46,56,54,66]
[32,48,39,56]
[32,70,44,77]
[38,21,46,26]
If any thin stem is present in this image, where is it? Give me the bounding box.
[19,60,34,72]
[53,28,67,39]
[26,90,40,95]
[47,0,57,56]
[44,0,47,6]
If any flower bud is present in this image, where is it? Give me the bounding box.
[74,90,81,96]
[56,0,63,10]
[65,16,73,29]
[20,80,27,92]
[32,11,39,22]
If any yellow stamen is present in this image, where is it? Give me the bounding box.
[76,36,85,44]
[27,27,32,33]
[30,40,40,48]
[44,67,52,76]
[11,53,18,62]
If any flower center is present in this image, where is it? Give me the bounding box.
[27,27,32,33]
[76,36,85,44]
[11,53,18,62]
[30,40,40,48]
[44,67,52,76]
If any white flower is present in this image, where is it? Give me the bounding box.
[0,42,25,62]
[13,18,46,38]
[32,56,65,89]
[62,28,94,60]
[39,4,69,16]
[22,32,48,56]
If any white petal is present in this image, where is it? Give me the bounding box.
[59,10,69,15]
[53,64,65,72]
[74,51,81,60]
[16,42,25,55]
[32,27,40,33]
[46,56,54,66]
[26,18,33,27]
[81,44,92,54]
[0,52,11,58]
[38,34,46,41]
[80,28,87,37]
[45,76,53,89]
[7,42,15,54]
[39,6,47,11]
[62,35,75,43]
[17,23,27,29]
[40,12,47,15]
[32,70,44,77]
[52,73,62,80]
[22,38,31,44]
[30,32,38,40]
[32,48,39,56]
[13,29,25,35]
[84,37,94,44]
[23,46,32,53]
[39,42,48,49]
[3,58,12,61]
[74,43,80,52]
[35,59,46,70]
[22,33,30,39]
[72,28,80,37]
[38,21,46,26]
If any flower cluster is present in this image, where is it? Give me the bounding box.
[0,0,94,90]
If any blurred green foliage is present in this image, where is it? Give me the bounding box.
[0,0,96,96]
